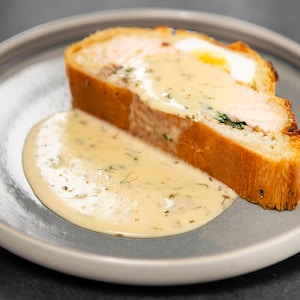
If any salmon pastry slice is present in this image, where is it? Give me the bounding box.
[64,26,300,210]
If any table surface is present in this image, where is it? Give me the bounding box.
[1,0,300,299]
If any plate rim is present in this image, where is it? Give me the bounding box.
[2,221,300,285]
[1,8,300,66]
[1,8,300,285]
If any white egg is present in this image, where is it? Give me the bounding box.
[174,37,256,85]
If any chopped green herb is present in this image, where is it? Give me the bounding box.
[153,226,162,231]
[125,68,134,73]
[125,151,139,161]
[79,119,87,125]
[195,183,209,188]
[216,112,247,129]
[185,114,195,120]
[162,133,173,141]
[120,172,137,184]
[204,95,215,100]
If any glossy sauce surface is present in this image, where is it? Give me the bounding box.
[110,52,281,132]
[23,109,237,238]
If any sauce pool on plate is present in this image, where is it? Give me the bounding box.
[22,109,237,238]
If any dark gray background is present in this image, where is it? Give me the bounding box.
[1,0,300,299]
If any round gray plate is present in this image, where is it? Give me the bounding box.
[1,9,300,286]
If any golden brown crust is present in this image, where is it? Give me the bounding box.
[64,26,300,210]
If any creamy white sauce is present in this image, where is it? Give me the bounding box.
[109,52,283,132]
[23,109,237,238]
